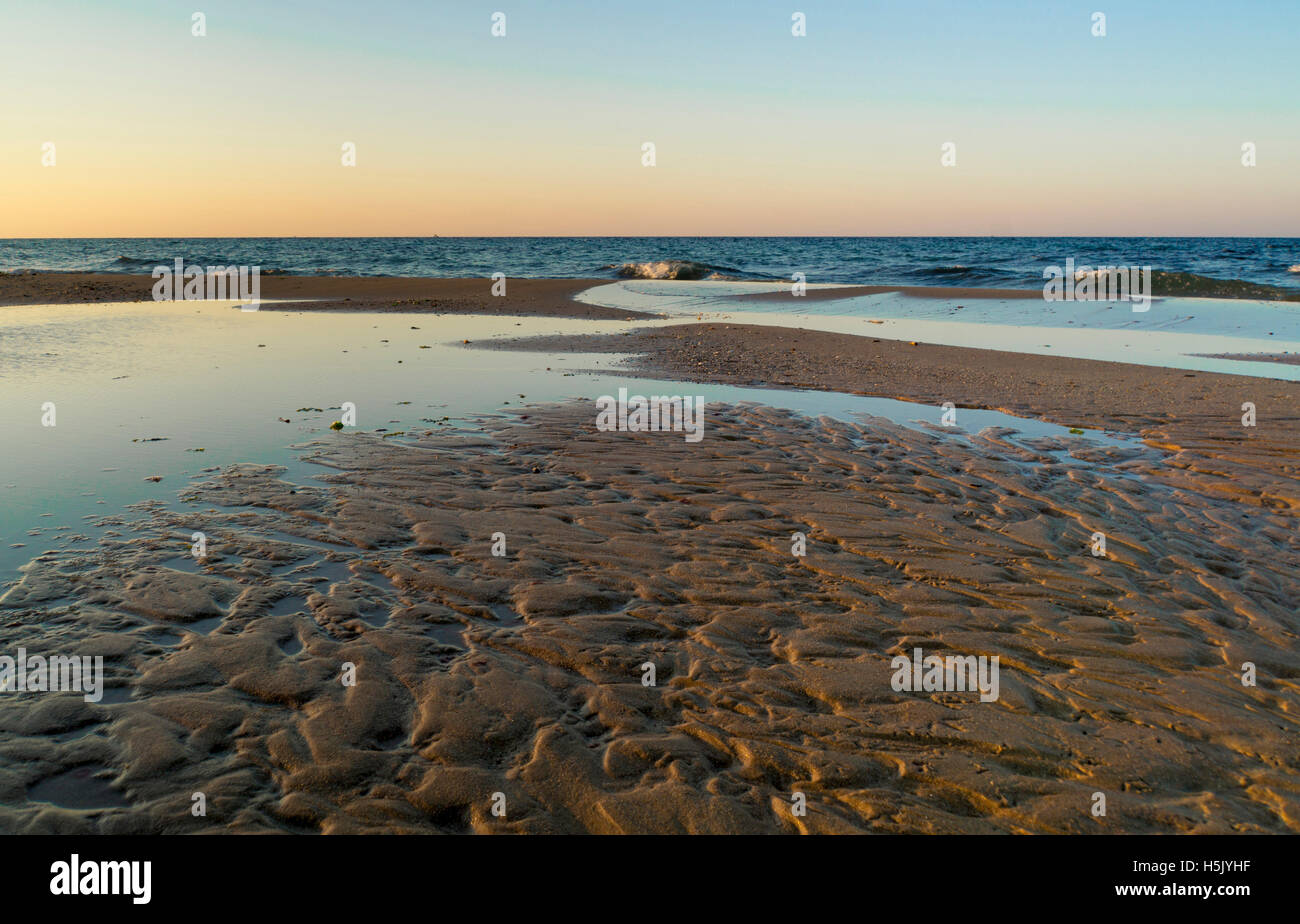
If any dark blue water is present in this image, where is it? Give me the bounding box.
[2,237,1298,290]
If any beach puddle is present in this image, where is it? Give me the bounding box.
[254,528,358,554]
[375,731,409,751]
[268,596,308,617]
[302,559,355,585]
[488,603,525,627]
[357,608,390,628]
[183,615,224,636]
[139,627,184,647]
[95,685,137,704]
[26,765,131,810]
[423,619,469,650]
[160,555,202,574]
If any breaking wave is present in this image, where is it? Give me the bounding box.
[608,260,753,281]
[1063,268,1300,300]
[1148,270,1300,300]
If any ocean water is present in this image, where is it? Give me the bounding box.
[2,237,1299,292]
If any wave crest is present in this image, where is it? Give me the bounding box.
[1149,270,1299,300]
[609,260,745,281]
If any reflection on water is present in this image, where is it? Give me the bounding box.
[0,300,1138,579]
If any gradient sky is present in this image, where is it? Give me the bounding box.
[3,0,1297,236]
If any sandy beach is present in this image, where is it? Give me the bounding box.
[8,0,1299,904]
[0,273,648,319]
[1,276,1296,834]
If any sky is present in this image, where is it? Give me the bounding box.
[2,0,1297,237]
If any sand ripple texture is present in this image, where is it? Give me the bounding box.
[1,403,1296,833]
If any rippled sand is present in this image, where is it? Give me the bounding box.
[2,400,1296,834]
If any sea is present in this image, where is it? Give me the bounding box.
[2,237,1299,293]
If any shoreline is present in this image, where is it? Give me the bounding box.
[5,272,1298,312]
[478,322,1300,435]
[0,273,1051,311]
[0,274,653,319]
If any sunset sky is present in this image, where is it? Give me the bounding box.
[3,0,1297,237]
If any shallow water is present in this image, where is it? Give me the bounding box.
[25,764,131,810]
[575,281,1300,379]
[0,300,1141,579]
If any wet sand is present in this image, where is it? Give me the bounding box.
[738,283,1043,303]
[488,322,1300,523]
[482,321,1300,432]
[1,399,1296,833]
[1197,353,1300,366]
[734,277,1300,304]
[2,289,1297,834]
[0,274,650,319]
